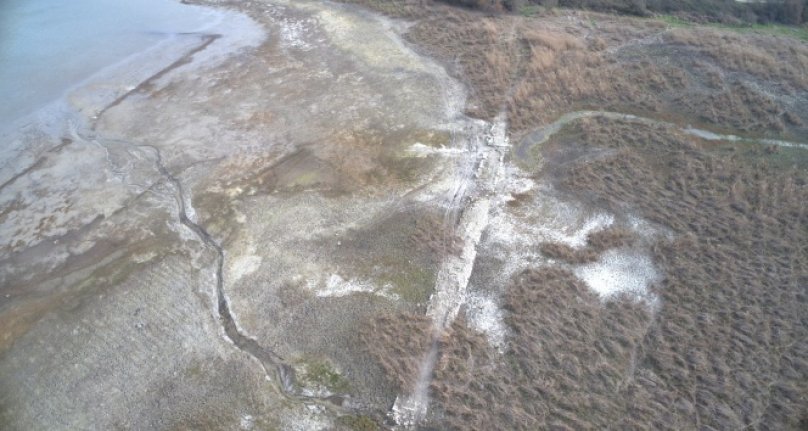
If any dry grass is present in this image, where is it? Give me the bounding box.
[586,226,634,252]
[407,12,522,119]
[359,312,433,392]
[539,241,599,263]
[555,119,807,430]
[396,8,667,128]
[411,213,463,257]
[340,2,807,429]
[422,119,807,430]
[340,1,807,137]
[681,81,793,133]
[667,28,808,90]
[430,268,655,430]
[362,119,807,429]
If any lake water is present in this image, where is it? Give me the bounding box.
[0,0,226,129]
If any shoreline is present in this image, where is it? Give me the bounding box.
[0,0,264,142]
[0,1,264,192]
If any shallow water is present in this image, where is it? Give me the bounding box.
[0,0,221,129]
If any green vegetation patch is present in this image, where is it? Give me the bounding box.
[519,4,544,16]
[381,264,436,304]
[332,206,441,307]
[658,15,808,41]
[297,358,351,393]
[707,140,808,171]
[336,415,380,431]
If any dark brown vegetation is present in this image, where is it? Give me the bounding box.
[540,226,635,263]
[433,268,655,429]
[344,0,808,25]
[422,119,807,430]
[445,0,808,25]
[558,118,807,429]
[539,241,599,263]
[586,226,634,252]
[411,214,464,257]
[341,1,808,139]
[343,1,808,429]
[360,312,434,392]
[360,116,807,430]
